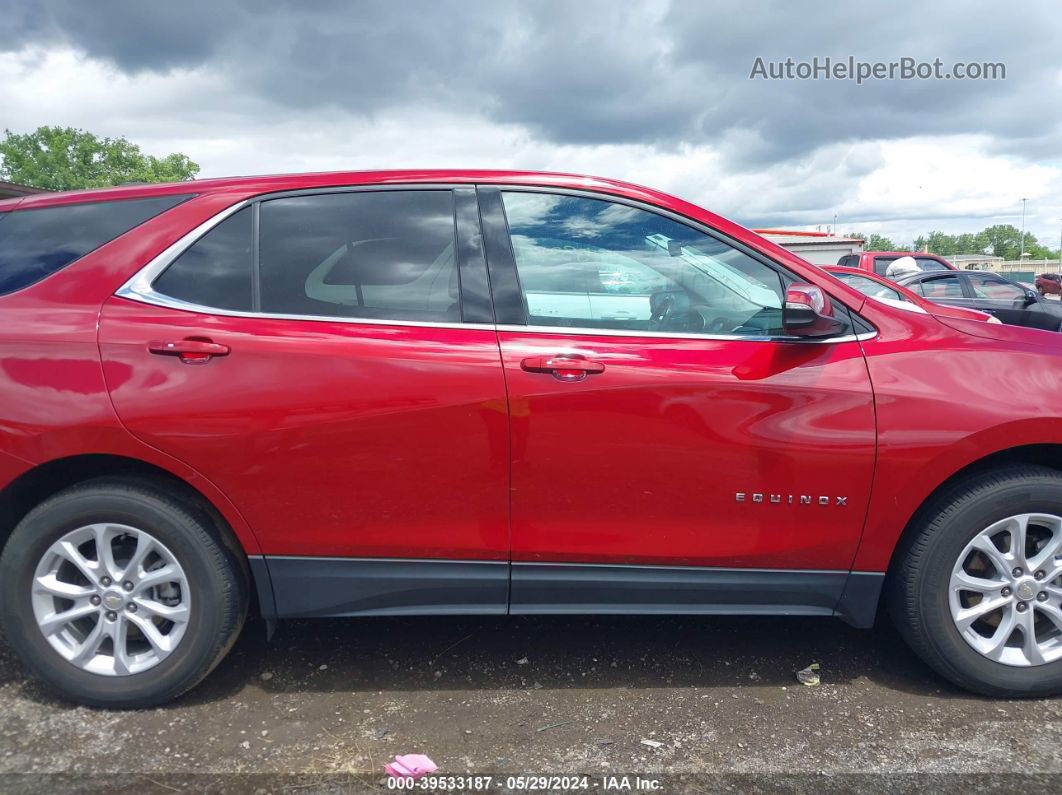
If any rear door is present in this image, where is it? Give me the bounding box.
[908,273,978,312]
[99,187,511,617]
[479,187,876,614]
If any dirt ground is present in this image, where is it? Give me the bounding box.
[1,613,1061,792]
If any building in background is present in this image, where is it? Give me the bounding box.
[948,253,1005,270]
[753,229,864,265]
[0,181,50,200]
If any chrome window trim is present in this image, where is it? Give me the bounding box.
[495,324,875,344]
[115,184,877,344]
[117,198,251,306]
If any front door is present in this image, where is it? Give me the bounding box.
[478,188,876,613]
[100,187,510,616]
[964,272,1058,331]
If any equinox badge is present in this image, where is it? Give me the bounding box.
[736,493,848,506]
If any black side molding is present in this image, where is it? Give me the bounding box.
[263,557,508,618]
[253,556,885,626]
[510,563,848,618]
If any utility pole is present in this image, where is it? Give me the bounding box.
[1020,198,1028,260]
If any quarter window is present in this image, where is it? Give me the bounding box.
[0,194,192,296]
[501,192,788,336]
[153,207,253,311]
[258,191,459,322]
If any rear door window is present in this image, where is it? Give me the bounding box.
[0,195,192,295]
[258,190,459,322]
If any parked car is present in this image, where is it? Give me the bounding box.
[895,270,1062,332]
[836,251,956,277]
[1035,273,1061,296]
[822,266,1000,324]
[5,170,1062,707]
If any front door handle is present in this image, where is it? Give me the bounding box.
[148,338,231,364]
[521,355,605,382]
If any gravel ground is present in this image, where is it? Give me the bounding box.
[1,613,1061,792]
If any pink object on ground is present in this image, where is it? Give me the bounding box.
[385,754,438,779]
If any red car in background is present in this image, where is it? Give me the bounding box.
[3,170,1062,708]
[837,251,957,277]
[822,266,999,324]
[1036,273,1061,296]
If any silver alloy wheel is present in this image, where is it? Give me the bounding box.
[31,523,191,676]
[950,513,1062,666]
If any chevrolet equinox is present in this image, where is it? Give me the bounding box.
[2,170,1062,707]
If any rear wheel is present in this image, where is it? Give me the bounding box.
[0,479,246,707]
[891,465,1062,696]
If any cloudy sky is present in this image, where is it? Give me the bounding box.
[2,0,1061,247]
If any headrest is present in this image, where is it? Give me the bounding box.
[324,238,439,286]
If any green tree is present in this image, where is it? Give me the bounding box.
[979,224,1043,260]
[0,126,199,191]
[846,232,903,251]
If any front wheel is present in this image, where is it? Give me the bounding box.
[890,465,1062,697]
[0,479,246,708]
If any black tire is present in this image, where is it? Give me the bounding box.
[0,478,247,708]
[890,464,1062,697]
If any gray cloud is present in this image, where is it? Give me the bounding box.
[1,0,1060,215]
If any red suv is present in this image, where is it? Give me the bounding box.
[837,251,957,277]
[3,171,1062,707]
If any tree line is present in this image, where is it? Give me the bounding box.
[4,127,1059,265]
[851,228,1060,262]
[0,126,198,191]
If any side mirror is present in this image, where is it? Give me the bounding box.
[1024,291,1038,306]
[783,283,847,338]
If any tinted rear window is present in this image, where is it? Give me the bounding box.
[152,207,253,311]
[0,194,192,295]
[257,190,459,322]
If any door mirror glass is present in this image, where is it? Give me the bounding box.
[783,284,846,338]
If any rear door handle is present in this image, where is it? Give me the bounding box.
[148,339,230,364]
[521,355,605,382]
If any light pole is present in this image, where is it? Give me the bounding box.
[1019,198,1028,260]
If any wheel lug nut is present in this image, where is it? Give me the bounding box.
[105,611,117,621]
[1001,587,1012,597]
[1035,570,1045,581]
[122,581,133,591]
[100,576,112,587]
[126,603,137,613]
[1037,592,1049,602]
[90,595,101,606]
[1016,602,1028,612]
[1012,568,1023,578]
